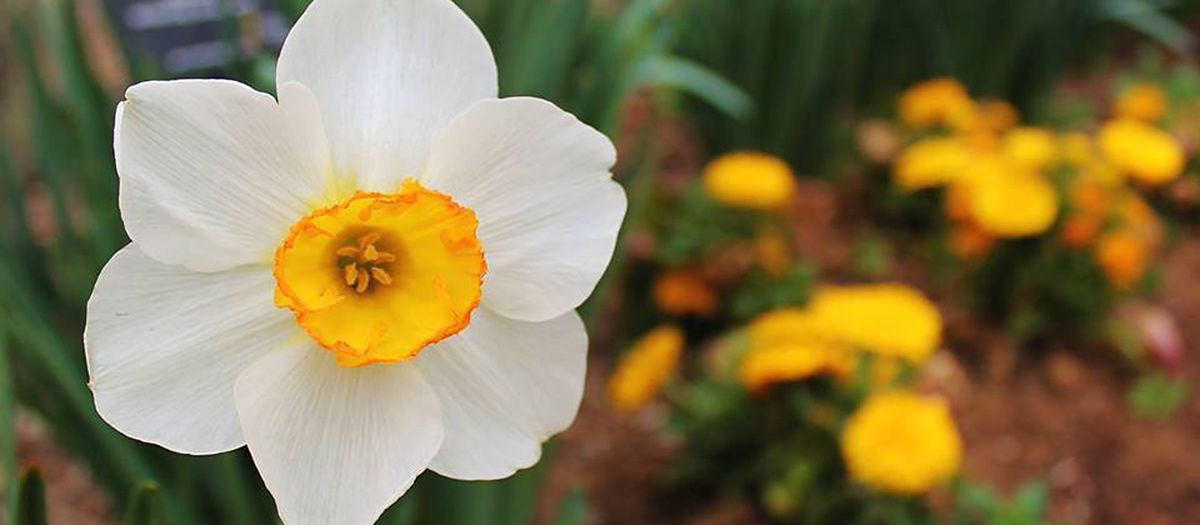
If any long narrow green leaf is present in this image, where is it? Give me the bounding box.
[207,452,260,524]
[376,494,419,525]
[493,449,550,525]
[549,487,587,525]
[123,482,164,525]
[636,55,754,120]
[417,476,497,525]
[1101,0,1193,53]
[15,468,47,525]
[0,327,16,525]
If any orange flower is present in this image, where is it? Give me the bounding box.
[1059,178,1111,248]
[1060,216,1103,248]
[944,179,974,223]
[973,99,1019,133]
[1114,82,1167,122]
[949,222,995,258]
[1096,231,1149,290]
[652,268,717,316]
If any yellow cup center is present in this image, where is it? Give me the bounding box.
[273,180,486,366]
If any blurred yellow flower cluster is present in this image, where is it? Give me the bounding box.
[892,78,1182,288]
[841,390,962,494]
[739,283,942,390]
[608,324,685,413]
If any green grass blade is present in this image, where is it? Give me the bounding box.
[549,487,587,525]
[637,55,754,120]
[15,468,47,525]
[0,327,16,525]
[123,482,165,525]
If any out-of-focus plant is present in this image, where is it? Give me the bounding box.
[952,480,1067,525]
[635,152,817,332]
[672,0,1190,173]
[605,282,1047,524]
[871,77,1186,351]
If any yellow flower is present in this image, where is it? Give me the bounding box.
[965,157,1059,238]
[893,137,972,190]
[748,307,827,345]
[702,152,796,209]
[1114,82,1167,122]
[841,390,962,495]
[1098,118,1185,185]
[652,268,717,316]
[739,340,854,391]
[608,325,684,412]
[807,284,942,363]
[1001,127,1057,171]
[898,78,976,130]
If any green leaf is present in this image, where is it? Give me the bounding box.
[638,55,754,120]
[16,468,47,525]
[417,475,498,525]
[1011,480,1049,519]
[0,327,16,525]
[1128,372,1189,420]
[123,482,165,525]
[1099,0,1192,53]
[376,494,419,525]
[549,486,588,525]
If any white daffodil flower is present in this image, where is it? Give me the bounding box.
[83,0,626,522]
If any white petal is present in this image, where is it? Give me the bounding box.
[422,97,625,322]
[236,345,443,525]
[417,308,586,480]
[85,244,296,454]
[277,0,497,191]
[116,79,331,271]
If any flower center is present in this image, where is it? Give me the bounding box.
[273,180,485,366]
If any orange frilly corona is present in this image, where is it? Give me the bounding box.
[273,180,486,366]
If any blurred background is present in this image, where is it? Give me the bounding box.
[2,0,1200,523]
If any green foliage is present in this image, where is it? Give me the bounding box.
[549,487,589,525]
[654,184,762,265]
[15,468,48,525]
[731,263,817,321]
[666,365,916,525]
[952,480,1067,525]
[673,0,1186,172]
[971,240,1117,344]
[123,483,165,525]
[1128,372,1189,420]
[457,0,751,133]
